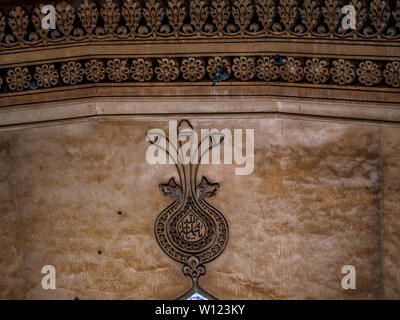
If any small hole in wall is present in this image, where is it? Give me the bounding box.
[98,250,102,255]
[117,211,122,215]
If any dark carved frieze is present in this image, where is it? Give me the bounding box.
[0,1,398,107]
[0,0,400,51]
[0,55,399,96]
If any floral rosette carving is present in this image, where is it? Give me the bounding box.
[0,55,398,94]
[85,59,105,82]
[383,61,400,88]
[280,57,304,82]
[206,57,231,79]
[130,58,153,82]
[155,58,180,82]
[330,59,356,85]
[180,57,205,81]
[304,58,330,84]
[106,59,130,82]
[356,60,382,86]
[34,64,59,88]
[7,7,29,42]
[61,61,85,85]
[256,56,279,81]
[6,67,32,91]
[232,56,256,81]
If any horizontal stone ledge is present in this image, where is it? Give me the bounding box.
[1,96,400,129]
[1,40,400,67]
[1,82,399,107]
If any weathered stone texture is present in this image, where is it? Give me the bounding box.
[0,117,398,299]
[381,127,400,299]
[0,134,24,299]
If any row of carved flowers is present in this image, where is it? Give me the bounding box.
[0,56,399,92]
[1,0,400,48]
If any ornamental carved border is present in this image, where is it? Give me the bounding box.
[1,0,400,51]
[0,55,399,95]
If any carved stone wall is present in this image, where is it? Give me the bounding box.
[0,0,399,300]
[0,108,399,299]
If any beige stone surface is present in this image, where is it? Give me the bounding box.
[198,119,381,299]
[0,134,24,299]
[0,116,398,299]
[381,127,400,299]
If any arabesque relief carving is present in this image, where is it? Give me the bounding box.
[1,0,400,50]
[147,120,229,300]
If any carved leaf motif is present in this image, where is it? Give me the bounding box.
[299,0,321,33]
[78,0,98,35]
[143,0,164,34]
[232,0,254,33]
[322,0,341,34]
[210,0,231,33]
[166,0,186,34]
[56,2,75,37]
[182,256,206,281]
[32,5,51,40]
[349,0,368,32]
[122,0,142,34]
[100,0,121,33]
[255,0,276,31]
[159,177,183,199]
[369,0,390,35]
[0,11,6,42]
[190,0,209,33]
[8,6,29,41]
[196,176,219,199]
[395,1,400,28]
[278,0,299,32]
